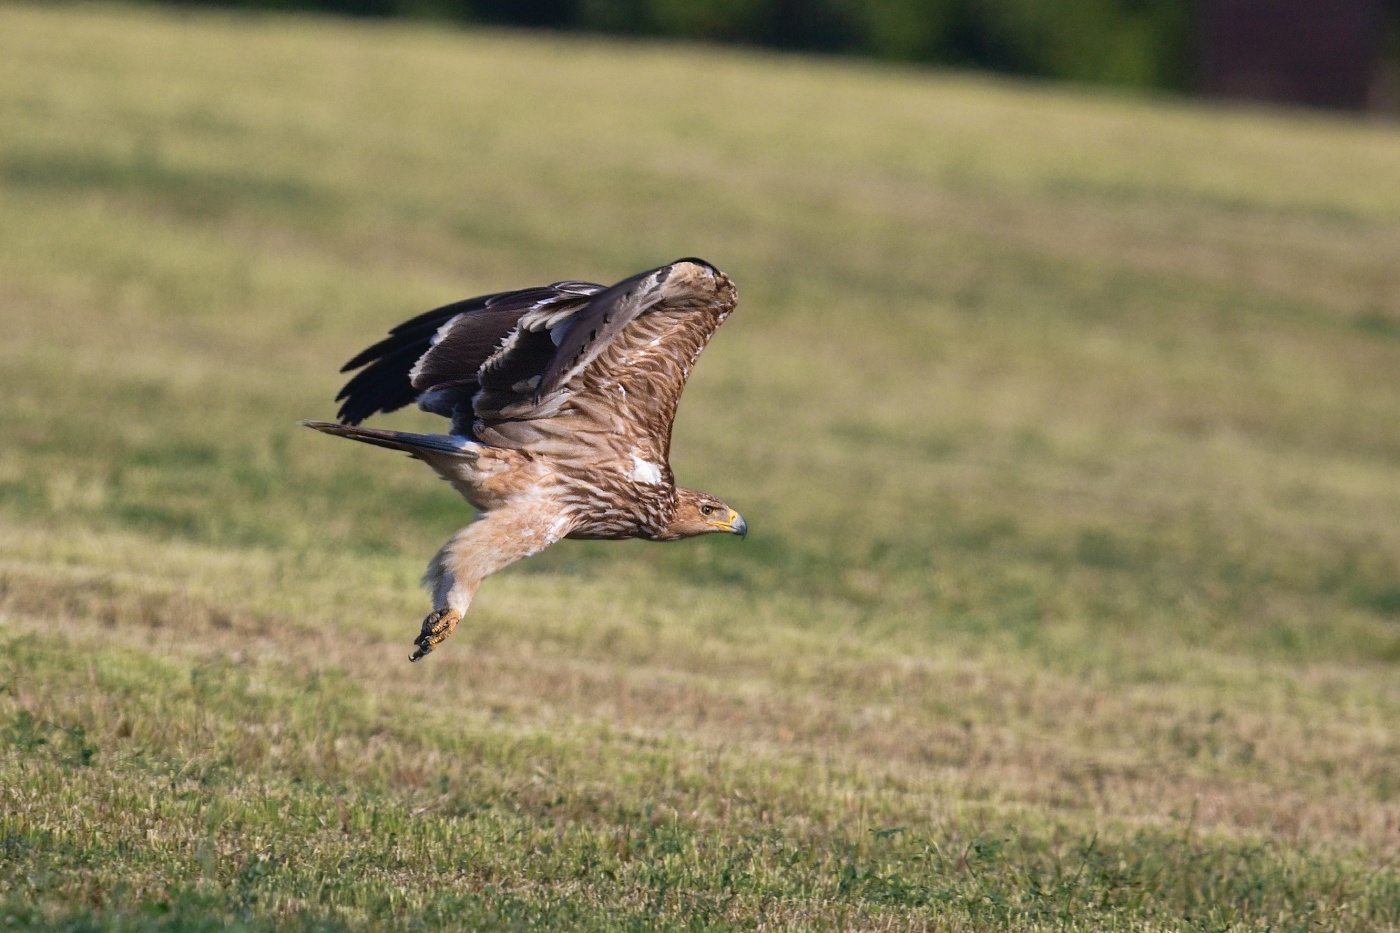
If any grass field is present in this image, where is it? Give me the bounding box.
[2,4,1400,929]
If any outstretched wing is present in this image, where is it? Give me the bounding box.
[332,258,737,459]
[333,281,604,430]
[471,259,737,459]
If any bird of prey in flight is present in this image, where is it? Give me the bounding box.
[303,258,747,661]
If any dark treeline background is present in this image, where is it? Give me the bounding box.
[142,0,1399,98]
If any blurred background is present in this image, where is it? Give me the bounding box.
[135,0,1400,112]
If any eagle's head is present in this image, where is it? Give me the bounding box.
[662,489,747,540]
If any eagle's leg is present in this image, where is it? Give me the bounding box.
[413,543,480,662]
[411,501,569,662]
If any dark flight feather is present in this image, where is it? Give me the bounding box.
[331,260,732,455]
[334,342,429,426]
[333,282,602,429]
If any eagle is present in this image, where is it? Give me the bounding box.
[302,258,747,661]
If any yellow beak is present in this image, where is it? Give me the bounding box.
[707,508,747,538]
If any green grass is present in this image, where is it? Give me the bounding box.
[3,3,1400,929]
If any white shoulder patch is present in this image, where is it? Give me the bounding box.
[628,455,664,485]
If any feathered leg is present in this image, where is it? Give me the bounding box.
[411,499,572,661]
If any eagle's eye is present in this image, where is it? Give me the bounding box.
[699,505,716,517]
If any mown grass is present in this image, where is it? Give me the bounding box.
[2,3,1400,929]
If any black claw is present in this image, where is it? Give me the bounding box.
[409,608,460,662]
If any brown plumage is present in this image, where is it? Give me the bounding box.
[302,259,746,660]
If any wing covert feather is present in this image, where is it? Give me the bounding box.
[332,281,602,430]
[471,259,737,457]
[330,260,736,461]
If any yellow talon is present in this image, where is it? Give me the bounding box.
[409,607,460,662]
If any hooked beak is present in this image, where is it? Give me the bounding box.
[705,508,747,538]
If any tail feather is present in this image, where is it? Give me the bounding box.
[299,421,476,458]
